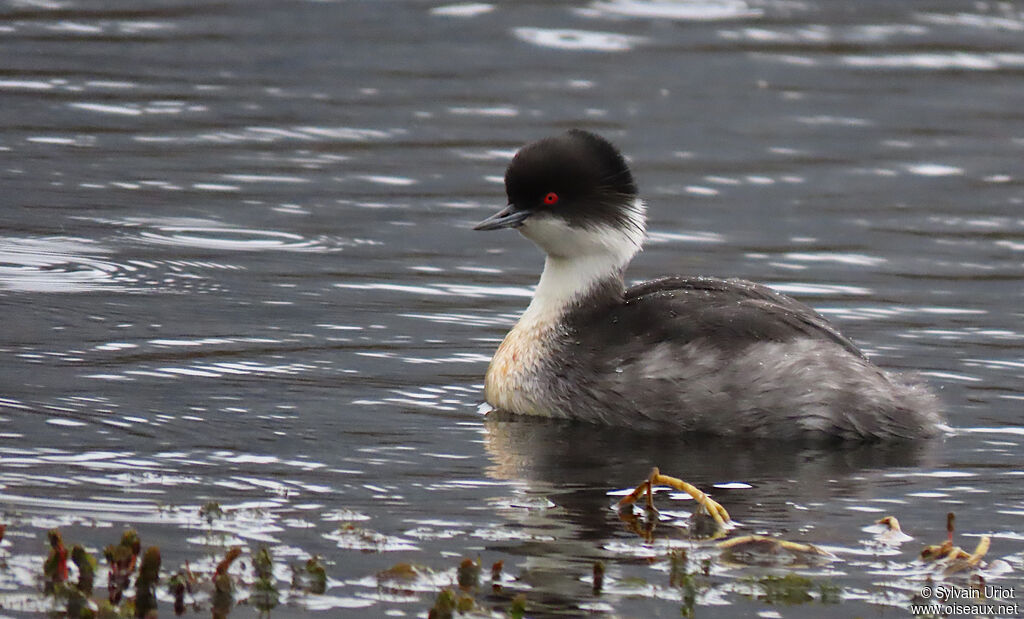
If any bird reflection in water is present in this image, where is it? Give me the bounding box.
[481,410,937,557]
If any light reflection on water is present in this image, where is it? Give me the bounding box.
[0,0,1022,615]
[0,237,133,293]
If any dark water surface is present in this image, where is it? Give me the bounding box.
[1,0,1023,616]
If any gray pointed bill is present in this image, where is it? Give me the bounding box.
[473,204,531,231]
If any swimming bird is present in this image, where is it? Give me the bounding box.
[473,129,942,440]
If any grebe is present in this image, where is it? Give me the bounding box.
[474,129,942,440]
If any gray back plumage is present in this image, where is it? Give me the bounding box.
[538,276,942,440]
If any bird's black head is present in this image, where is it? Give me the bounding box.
[474,130,641,236]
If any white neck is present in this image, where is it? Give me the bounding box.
[518,199,646,322]
[524,253,624,318]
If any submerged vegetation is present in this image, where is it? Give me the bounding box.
[2,503,336,616]
[0,476,1015,617]
[34,527,285,617]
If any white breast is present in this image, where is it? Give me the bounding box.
[484,311,557,417]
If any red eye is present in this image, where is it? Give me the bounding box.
[543,192,559,205]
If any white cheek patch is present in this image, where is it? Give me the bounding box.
[519,215,619,258]
[511,198,647,318]
[518,198,646,261]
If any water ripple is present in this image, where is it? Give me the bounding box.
[513,27,645,52]
[135,126,402,145]
[429,3,494,18]
[842,52,1024,70]
[0,237,133,293]
[916,12,1024,32]
[768,283,871,296]
[69,101,206,116]
[111,216,341,253]
[137,227,324,252]
[335,281,533,298]
[588,0,761,21]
